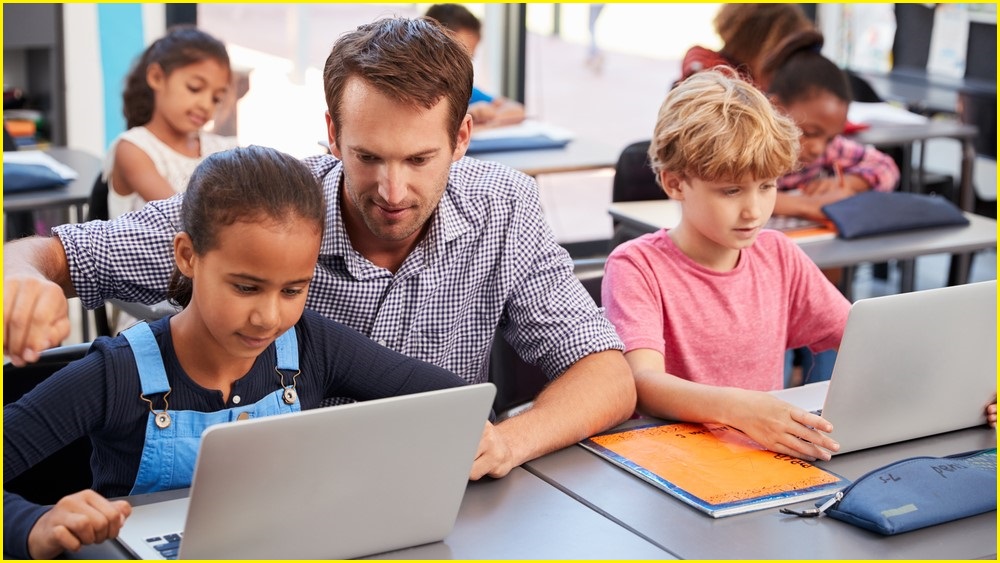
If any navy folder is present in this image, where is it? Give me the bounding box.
[3,162,69,193]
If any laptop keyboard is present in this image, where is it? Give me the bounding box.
[144,532,183,559]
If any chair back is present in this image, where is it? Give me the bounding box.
[4,344,95,505]
[488,259,606,416]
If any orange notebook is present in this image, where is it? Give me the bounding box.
[580,422,849,517]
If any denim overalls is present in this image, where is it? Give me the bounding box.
[121,323,301,495]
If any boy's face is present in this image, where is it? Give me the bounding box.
[663,172,778,268]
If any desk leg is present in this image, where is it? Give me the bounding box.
[947,137,977,285]
[899,259,916,293]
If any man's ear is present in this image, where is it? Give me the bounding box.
[660,170,685,200]
[451,114,473,161]
[173,232,196,277]
[325,111,342,160]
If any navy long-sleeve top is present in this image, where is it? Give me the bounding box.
[4,310,469,558]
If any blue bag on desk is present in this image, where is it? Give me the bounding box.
[820,191,969,239]
[3,162,69,193]
[814,449,996,535]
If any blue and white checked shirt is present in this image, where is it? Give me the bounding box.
[55,155,623,384]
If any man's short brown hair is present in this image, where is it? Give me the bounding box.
[323,17,473,148]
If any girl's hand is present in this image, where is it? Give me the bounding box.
[726,390,840,462]
[27,490,132,559]
[801,173,868,196]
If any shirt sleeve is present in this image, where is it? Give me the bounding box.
[3,351,112,560]
[495,179,624,379]
[469,86,494,105]
[52,196,183,309]
[829,135,901,192]
[781,238,852,353]
[602,243,668,354]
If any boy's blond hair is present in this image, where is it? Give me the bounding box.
[648,68,800,185]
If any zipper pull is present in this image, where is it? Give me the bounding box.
[780,491,844,518]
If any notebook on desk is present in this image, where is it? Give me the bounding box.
[466,120,574,154]
[772,280,996,455]
[116,383,495,560]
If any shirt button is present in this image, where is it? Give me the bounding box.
[232,395,241,404]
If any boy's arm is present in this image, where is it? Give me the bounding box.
[3,236,76,365]
[627,348,840,461]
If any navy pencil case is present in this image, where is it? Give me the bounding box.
[789,449,997,535]
[820,191,969,239]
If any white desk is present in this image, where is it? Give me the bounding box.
[608,200,997,285]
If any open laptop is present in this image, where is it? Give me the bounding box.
[117,383,495,560]
[773,280,996,455]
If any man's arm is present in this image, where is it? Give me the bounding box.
[471,349,635,479]
[4,236,76,366]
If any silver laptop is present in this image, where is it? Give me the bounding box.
[117,383,495,560]
[773,280,996,455]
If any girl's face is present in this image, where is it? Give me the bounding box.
[149,58,231,135]
[176,216,321,363]
[782,91,848,167]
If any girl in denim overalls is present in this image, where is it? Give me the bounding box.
[4,146,468,560]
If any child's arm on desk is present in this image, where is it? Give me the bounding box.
[25,490,131,559]
[626,349,840,462]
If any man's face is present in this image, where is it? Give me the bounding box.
[327,77,471,254]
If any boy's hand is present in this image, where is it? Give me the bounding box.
[728,390,840,462]
[4,275,72,366]
[987,394,997,428]
[27,490,132,559]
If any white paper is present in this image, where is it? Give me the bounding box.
[3,150,79,180]
[847,102,929,126]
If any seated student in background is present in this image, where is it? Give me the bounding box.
[680,3,815,89]
[105,26,238,332]
[603,69,850,462]
[765,30,900,222]
[3,17,634,482]
[425,3,526,128]
[3,146,471,559]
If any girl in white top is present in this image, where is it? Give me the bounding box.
[105,26,237,219]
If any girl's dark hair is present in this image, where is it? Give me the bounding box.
[765,30,852,105]
[123,25,230,129]
[167,145,326,307]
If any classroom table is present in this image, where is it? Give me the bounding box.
[3,146,101,232]
[73,467,672,560]
[523,423,997,560]
[853,68,996,117]
[469,136,619,177]
[608,200,997,290]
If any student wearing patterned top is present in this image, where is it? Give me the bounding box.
[603,69,851,462]
[3,17,635,482]
[4,146,469,559]
[766,31,900,221]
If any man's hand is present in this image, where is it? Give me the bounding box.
[4,275,71,366]
[27,490,132,559]
[469,421,516,480]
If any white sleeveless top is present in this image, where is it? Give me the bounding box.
[103,126,238,219]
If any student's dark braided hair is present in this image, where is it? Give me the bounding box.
[166,146,325,308]
[764,29,852,105]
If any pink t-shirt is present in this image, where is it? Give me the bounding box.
[603,229,850,391]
